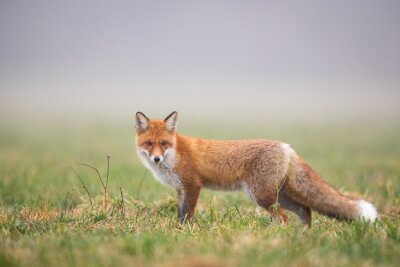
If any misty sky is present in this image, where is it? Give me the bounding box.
[1,1,399,121]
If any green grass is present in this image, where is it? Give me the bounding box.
[0,119,399,267]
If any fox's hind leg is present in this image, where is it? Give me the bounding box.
[278,191,312,227]
[258,198,288,224]
[243,181,288,224]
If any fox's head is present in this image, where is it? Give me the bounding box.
[135,111,178,164]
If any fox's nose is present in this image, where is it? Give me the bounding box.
[154,156,160,163]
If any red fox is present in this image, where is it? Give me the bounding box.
[135,111,378,226]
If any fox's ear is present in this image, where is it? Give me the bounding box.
[135,112,150,131]
[164,111,178,132]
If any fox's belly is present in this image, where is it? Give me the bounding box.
[202,179,244,191]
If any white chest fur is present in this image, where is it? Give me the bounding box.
[137,148,182,189]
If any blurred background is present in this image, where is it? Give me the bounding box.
[1,3,400,266]
[1,0,399,124]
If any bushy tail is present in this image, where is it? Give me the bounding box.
[284,158,377,222]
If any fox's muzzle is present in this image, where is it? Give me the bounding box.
[150,154,164,163]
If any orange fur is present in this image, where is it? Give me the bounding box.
[135,112,377,226]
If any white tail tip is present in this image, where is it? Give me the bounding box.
[357,200,378,222]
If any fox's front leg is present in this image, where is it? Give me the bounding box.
[177,188,187,223]
[176,184,201,223]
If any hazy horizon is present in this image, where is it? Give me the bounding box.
[1,1,399,123]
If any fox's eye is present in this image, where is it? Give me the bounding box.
[161,140,168,146]
[145,140,153,146]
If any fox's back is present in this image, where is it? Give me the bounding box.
[177,136,294,187]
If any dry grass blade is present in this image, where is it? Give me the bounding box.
[70,165,93,209]
[77,157,110,210]
[76,161,106,189]
[106,155,110,190]
[120,187,125,219]
[136,169,148,200]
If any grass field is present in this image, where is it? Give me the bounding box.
[0,118,399,267]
